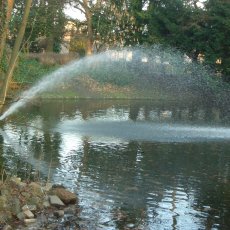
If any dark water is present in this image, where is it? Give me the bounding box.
[0,99,230,229]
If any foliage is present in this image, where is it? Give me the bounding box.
[91,0,148,49]
[9,0,67,53]
[64,0,230,80]
[0,51,9,73]
[144,0,230,80]
[203,0,230,78]
[13,57,58,84]
[69,37,87,57]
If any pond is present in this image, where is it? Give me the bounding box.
[0,99,230,229]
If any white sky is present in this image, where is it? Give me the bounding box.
[64,4,86,21]
[196,0,206,8]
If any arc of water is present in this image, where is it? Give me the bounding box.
[0,51,113,121]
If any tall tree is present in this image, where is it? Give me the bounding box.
[144,0,230,79]
[0,0,15,61]
[147,0,201,56]
[45,0,66,52]
[70,0,103,55]
[12,0,67,53]
[69,0,146,53]
[204,0,230,79]
[0,0,32,104]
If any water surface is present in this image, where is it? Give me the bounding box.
[0,99,230,229]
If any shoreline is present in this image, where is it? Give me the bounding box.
[0,176,79,229]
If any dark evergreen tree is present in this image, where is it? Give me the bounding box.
[204,0,230,79]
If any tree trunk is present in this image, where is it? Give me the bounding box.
[0,0,32,105]
[83,0,93,55]
[86,14,93,55]
[0,0,15,61]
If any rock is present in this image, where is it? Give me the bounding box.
[17,212,25,220]
[22,205,28,211]
[126,223,135,228]
[50,188,78,204]
[3,225,12,230]
[28,182,44,197]
[10,177,21,184]
[46,223,58,229]
[43,201,50,208]
[22,204,37,211]
[54,210,65,218]
[24,218,36,224]
[23,209,34,219]
[49,195,65,207]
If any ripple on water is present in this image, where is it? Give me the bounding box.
[144,186,212,230]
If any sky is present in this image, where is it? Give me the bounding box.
[64,4,86,21]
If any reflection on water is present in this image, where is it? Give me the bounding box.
[0,99,230,229]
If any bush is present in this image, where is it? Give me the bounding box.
[13,57,57,84]
[13,52,79,84]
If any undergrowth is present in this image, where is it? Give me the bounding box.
[13,57,58,84]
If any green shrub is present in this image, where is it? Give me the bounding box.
[13,57,58,84]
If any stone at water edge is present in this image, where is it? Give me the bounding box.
[54,210,65,218]
[43,201,50,208]
[28,182,44,197]
[50,187,78,205]
[22,204,37,211]
[23,209,34,219]
[49,195,65,207]
[24,218,36,224]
